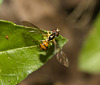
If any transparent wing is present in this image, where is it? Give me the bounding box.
[21,21,40,29]
[56,50,69,67]
[54,39,69,67]
[21,21,47,34]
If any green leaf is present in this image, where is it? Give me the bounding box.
[0,20,68,85]
[78,13,100,73]
[0,0,3,4]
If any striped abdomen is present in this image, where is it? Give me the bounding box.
[39,41,48,50]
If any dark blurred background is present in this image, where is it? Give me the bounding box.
[0,0,100,85]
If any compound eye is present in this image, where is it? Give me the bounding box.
[56,32,59,37]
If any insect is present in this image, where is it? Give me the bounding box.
[21,21,69,67]
[6,35,9,40]
[39,28,60,50]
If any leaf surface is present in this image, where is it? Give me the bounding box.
[78,13,100,73]
[0,20,68,85]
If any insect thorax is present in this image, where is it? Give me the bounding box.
[48,33,55,41]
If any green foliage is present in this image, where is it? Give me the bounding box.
[0,0,3,4]
[0,20,68,85]
[78,13,100,73]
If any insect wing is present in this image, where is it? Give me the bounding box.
[21,21,47,34]
[21,21,40,29]
[56,50,69,67]
[53,39,69,67]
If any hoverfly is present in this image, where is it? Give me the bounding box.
[21,21,69,67]
[39,28,59,50]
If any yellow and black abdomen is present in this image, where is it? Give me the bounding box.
[39,41,49,50]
